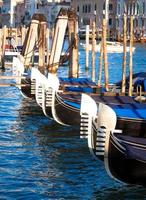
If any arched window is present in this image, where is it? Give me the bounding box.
[142,19,144,27]
[85,5,88,13]
[137,3,140,14]
[103,2,105,10]
[133,3,135,15]
[116,19,119,27]
[109,18,113,26]
[95,4,97,11]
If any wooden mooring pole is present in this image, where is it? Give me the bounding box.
[85,25,89,70]
[68,9,79,78]
[48,9,68,74]
[2,26,7,56]
[128,16,134,96]
[97,38,103,86]
[46,28,50,66]
[21,15,40,68]
[122,14,127,93]
[15,29,18,47]
[1,26,7,68]
[21,26,27,46]
[103,18,109,91]
[38,20,47,74]
[91,21,96,82]
[0,28,2,66]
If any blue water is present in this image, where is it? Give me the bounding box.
[1,44,146,199]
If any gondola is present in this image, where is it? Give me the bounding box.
[51,70,146,127]
[12,57,32,98]
[13,57,146,130]
[50,77,99,126]
[116,72,146,92]
[41,73,60,119]
[81,93,146,185]
[12,57,98,122]
[12,57,44,99]
[51,91,81,126]
[44,71,146,126]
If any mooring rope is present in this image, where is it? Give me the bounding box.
[23,37,43,58]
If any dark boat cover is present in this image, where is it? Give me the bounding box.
[59,77,97,93]
[92,95,146,120]
[116,72,146,91]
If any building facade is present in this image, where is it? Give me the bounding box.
[2,0,24,27]
[116,0,146,40]
[1,0,70,27]
[15,1,25,26]
[71,0,117,34]
[38,0,70,28]
[1,0,146,39]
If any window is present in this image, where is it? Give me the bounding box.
[83,17,90,25]
[130,3,132,15]
[127,4,130,15]
[95,4,97,11]
[77,6,79,12]
[103,2,105,10]
[137,3,140,15]
[109,18,112,26]
[116,19,119,27]
[142,19,144,27]
[85,5,87,13]
[133,3,135,15]
[109,4,113,11]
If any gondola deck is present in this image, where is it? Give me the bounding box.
[89,95,146,120]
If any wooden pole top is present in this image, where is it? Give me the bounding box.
[32,13,47,22]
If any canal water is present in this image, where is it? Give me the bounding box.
[1,44,146,199]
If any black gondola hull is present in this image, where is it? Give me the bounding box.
[52,93,81,126]
[106,134,146,185]
[21,78,35,99]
